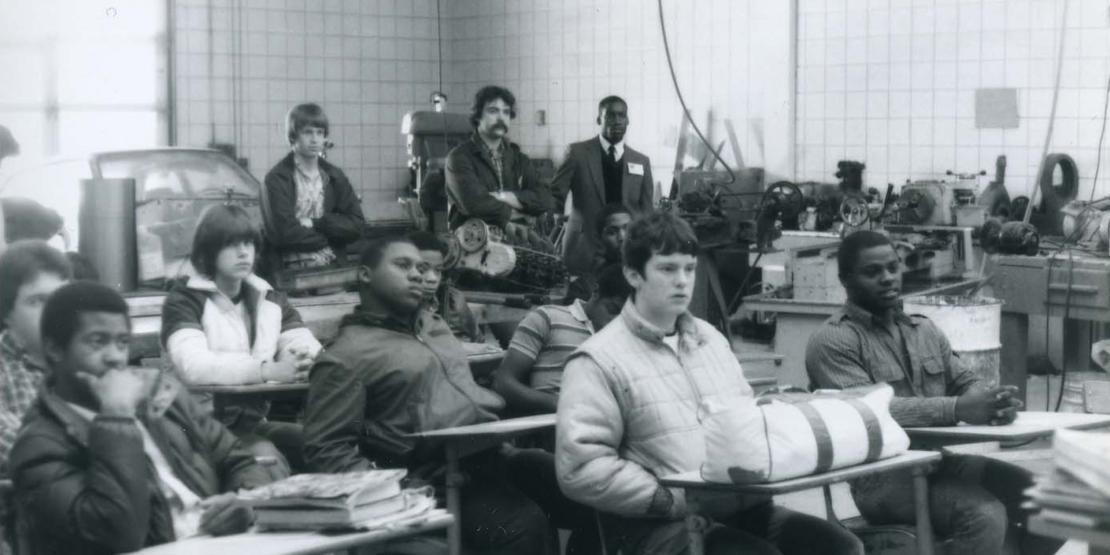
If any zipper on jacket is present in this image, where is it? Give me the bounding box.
[665,340,706,416]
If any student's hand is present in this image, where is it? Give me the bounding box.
[955,385,1021,425]
[299,217,313,228]
[78,369,147,418]
[261,358,299,383]
[287,344,318,370]
[198,493,254,536]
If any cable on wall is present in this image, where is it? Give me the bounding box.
[656,0,736,185]
[1022,0,1070,224]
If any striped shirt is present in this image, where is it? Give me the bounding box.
[804,301,980,427]
[508,300,594,393]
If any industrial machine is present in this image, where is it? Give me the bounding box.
[401,110,473,232]
[446,218,567,293]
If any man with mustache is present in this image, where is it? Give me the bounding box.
[263,103,366,269]
[553,96,654,278]
[445,86,553,245]
[805,230,1061,555]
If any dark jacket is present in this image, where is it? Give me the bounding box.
[552,137,654,276]
[8,384,271,555]
[444,133,553,228]
[303,306,504,473]
[262,152,366,253]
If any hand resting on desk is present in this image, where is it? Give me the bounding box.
[955,385,1023,426]
[198,492,254,536]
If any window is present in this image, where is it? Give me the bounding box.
[0,0,167,169]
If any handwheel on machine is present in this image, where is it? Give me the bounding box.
[760,181,805,221]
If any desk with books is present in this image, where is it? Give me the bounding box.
[130,510,453,555]
[412,413,557,555]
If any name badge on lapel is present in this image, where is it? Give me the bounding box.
[627,162,644,176]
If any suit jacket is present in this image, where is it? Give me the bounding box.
[444,133,553,229]
[552,137,654,276]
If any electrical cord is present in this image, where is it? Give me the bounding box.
[656,0,736,185]
[1055,247,1075,412]
[1023,0,1070,225]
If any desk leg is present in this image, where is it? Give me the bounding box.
[446,443,462,555]
[912,466,935,555]
[685,495,707,555]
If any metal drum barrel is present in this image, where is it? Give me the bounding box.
[79,178,137,292]
[903,295,1001,388]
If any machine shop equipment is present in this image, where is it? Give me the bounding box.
[444,218,567,293]
[401,110,473,232]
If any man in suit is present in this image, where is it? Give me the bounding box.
[553,95,654,277]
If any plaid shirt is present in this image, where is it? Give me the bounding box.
[804,301,980,427]
[477,136,507,192]
[0,331,47,473]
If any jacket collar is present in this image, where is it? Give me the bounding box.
[340,304,422,335]
[618,299,705,349]
[278,150,339,178]
[186,274,271,305]
[34,371,184,448]
[835,300,918,328]
[35,389,97,447]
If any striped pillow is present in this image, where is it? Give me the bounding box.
[700,384,909,484]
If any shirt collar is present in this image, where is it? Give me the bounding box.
[0,330,47,374]
[567,299,591,326]
[598,135,625,160]
[838,300,918,328]
[472,132,507,157]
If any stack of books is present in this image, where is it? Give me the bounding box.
[1025,429,1110,530]
[238,469,436,531]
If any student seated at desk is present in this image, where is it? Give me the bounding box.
[263,103,366,269]
[805,230,1061,555]
[302,236,594,555]
[0,241,70,473]
[557,212,864,555]
[494,263,630,415]
[408,230,483,343]
[162,205,322,473]
[9,282,272,554]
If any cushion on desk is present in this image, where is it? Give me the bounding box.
[701,384,909,484]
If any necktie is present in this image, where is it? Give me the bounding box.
[608,145,617,163]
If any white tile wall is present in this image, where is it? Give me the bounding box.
[796,0,1110,199]
[441,0,795,192]
[173,0,443,220]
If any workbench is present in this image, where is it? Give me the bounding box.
[990,252,1110,384]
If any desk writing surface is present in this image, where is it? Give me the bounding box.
[131,511,452,555]
[412,414,556,439]
[1029,515,1110,549]
[905,411,1110,441]
[659,450,941,495]
[188,382,311,395]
